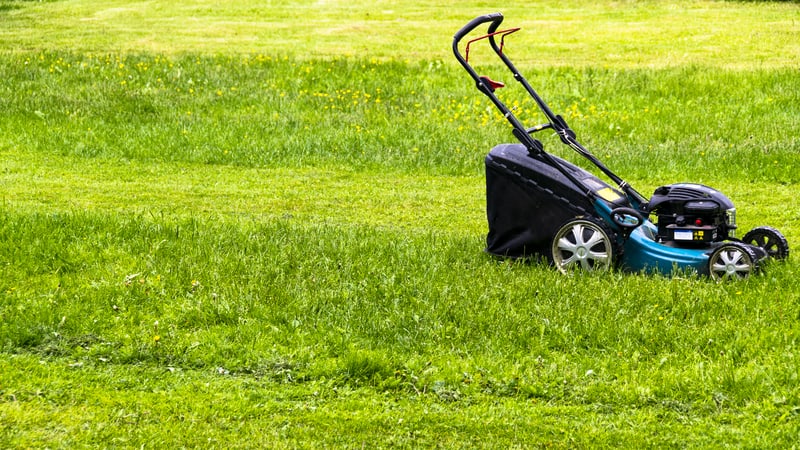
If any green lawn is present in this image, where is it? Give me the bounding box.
[2,0,800,447]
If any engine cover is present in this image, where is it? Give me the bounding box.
[647,183,736,245]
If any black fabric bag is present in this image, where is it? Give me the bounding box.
[484,144,601,258]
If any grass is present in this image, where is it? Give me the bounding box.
[1,0,800,447]
[1,0,798,68]
[2,52,798,179]
[3,210,800,446]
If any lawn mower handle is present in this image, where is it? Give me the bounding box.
[453,13,650,211]
[453,13,504,47]
[453,13,547,154]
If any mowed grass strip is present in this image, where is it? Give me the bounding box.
[0,149,485,234]
[2,0,799,68]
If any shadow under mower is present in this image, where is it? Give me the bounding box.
[452,13,789,280]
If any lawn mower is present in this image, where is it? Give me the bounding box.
[452,13,789,279]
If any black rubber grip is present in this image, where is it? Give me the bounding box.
[453,13,504,44]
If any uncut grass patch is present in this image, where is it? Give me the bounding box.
[3,210,800,408]
[1,53,798,183]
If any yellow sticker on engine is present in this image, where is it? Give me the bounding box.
[596,187,622,202]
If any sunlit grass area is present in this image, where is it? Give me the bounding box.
[1,0,799,67]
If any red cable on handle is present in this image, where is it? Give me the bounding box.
[464,27,520,63]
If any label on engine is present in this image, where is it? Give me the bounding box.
[674,230,693,241]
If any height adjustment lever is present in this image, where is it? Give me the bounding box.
[479,76,505,92]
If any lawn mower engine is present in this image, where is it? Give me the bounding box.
[647,183,736,246]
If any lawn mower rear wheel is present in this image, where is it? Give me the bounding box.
[551,218,616,273]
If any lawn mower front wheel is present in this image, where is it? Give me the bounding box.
[551,218,616,273]
[741,226,789,260]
